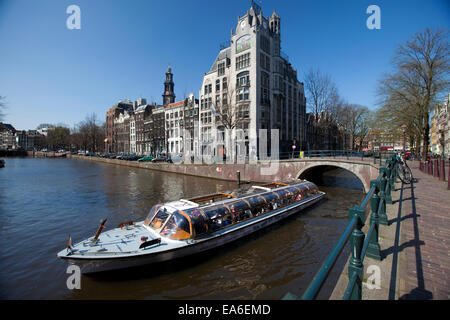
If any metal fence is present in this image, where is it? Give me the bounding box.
[283,153,399,300]
[419,158,449,190]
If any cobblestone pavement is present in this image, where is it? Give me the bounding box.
[397,160,450,300]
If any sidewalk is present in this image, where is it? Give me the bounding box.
[330,160,449,300]
[397,161,450,299]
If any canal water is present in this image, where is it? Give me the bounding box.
[0,158,365,300]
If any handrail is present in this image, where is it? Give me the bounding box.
[301,216,358,300]
[283,152,399,300]
[360,223,375,263]
[276,149,395,161]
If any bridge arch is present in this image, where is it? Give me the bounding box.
[296,162,370,193]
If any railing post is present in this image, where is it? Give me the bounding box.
[348,206,365,300]
[448,160,450,190]
[385,160,393,204]
[378,167,389,225]
[367,180,382,260]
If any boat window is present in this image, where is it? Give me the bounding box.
[160,211,191,240]
[148,206,171,230]
[144,204,163,226]
[229,200,251,223]
[188,209,208,237]
[204,206,229,232]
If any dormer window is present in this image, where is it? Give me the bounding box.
[218,62,225,76]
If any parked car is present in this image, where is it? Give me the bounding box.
[138,156,153,162]
[151,156,168,163]
[124,154,141,161]
[167,155,183,164]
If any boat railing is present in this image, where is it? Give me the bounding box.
[188,192,236,204]
[283,152,399,300]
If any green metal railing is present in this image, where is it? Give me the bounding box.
[283,153,399,300]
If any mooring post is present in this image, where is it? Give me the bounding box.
[236,170,241,185]
[367,180,382,260]
[348,206,365,300]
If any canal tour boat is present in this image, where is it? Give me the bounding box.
[57,180,325,273]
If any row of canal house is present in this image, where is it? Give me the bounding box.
[105,88,199,156]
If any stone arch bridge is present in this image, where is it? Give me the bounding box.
[243,158,381,193]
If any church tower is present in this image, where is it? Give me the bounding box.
[162,66,175,105]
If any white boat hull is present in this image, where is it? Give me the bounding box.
[63,192,324,273]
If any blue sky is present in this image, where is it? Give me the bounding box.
[0,0,449,130]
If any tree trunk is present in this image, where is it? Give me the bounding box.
[422,110,429,159]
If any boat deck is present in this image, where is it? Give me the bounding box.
[64,223,176,258]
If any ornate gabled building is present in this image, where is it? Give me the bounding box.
[105,100,134,153]
[198,2,307,159]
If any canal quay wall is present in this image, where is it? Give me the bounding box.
[27,151,67,158]
[68,155,380,189]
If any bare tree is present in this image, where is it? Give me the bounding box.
[304,68,340,149]
[377,28,449,158]
[304,68,339,115]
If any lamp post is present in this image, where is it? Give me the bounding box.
[401,124,407,154]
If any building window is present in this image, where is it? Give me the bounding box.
[216,79,220,92]
[222,77,227,90]
[237,104,250,118]
[236,87,250,102]
[261,71,269,88]
[273,75,279,89]
[236,52,250,70]
[215,95,220,107]
[222,93,228,106]
[261,87,269,105]
[260,53,270,71]
[260,35,270,54]
[218,62,225,76]
[236,71,250,88]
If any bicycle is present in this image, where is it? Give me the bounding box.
[395,152,413,184]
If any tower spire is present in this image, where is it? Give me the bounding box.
[162,66,175,105]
